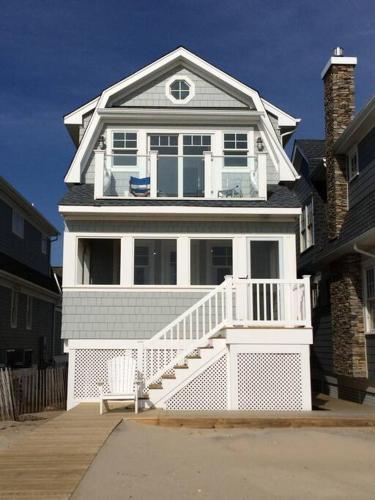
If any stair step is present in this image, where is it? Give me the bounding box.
[149,383,163,390]
[161,374,176,380]
[199,346,214,350]
[186,354,201,360]
[174,364,189,369]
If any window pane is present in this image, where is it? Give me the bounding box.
[113,154,137,166]
[157,157,178,196]
[134,239,176,285]
[224,154,248,167]
[183,157,204,197]
[77,239,120,285]
[250,241,279,279]
[191,240,232,285]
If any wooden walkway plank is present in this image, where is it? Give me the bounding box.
[0,404,121,499]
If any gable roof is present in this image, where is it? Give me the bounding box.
[295,139,325,160]
[63,47,300,184]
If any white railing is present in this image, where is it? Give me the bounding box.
[94,150,269,200]
[142,275,311,390]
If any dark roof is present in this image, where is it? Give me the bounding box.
[59,183,300,209]
[295,140,325,160]
[0,252,60,294]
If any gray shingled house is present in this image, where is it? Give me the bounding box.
[292,48,375,404]
[0,176,62,368]
[59,47,313,411]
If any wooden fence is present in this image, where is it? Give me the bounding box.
[0,366,67,421]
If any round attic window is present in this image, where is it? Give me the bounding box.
[166,76,194,104]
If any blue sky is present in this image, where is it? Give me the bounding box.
[1,0,375,264]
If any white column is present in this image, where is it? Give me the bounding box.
[66,347,77,410]
[300,344,312,410]
[303,275,312,327]
[177,236,190,286]
[149,150,158,198]
[233,236,247,279]
[94,149,105,199]
[257,153,267,199]
[204,151,212,198]
[122,236,134,287]
[62,232,76,287]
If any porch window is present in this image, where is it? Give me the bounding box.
[134,239,177,285]
[365,267,375,332]
[183,135,211,197]
[77,238,121,285]
[300,199,314,252]
[223,133,248,167]
[190,239,232,285]
[112,132,137,166]
[250,241,279,279]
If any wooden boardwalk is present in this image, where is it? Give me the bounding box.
[0,404,121,499]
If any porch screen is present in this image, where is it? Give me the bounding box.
[77,238,121,285]
[134,239,177,285]
[190,239,232,285]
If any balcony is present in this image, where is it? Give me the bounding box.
[94,150,268,200]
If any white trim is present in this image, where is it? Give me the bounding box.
[59,205,301,216]
[321,56,357,79]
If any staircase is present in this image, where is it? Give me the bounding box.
[141,275,311,409]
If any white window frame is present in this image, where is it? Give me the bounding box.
[26,295,33,330]
[300,199,314,253]
[111,130,138,170]
[223,131,249,168]
[12,209,24,238]
[10,290,19,328]
[348,147,359,182]
[364,265,375,333]
[165,75,195,104]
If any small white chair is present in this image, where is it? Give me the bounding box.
[98,355,139,414]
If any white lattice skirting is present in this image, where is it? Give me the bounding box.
[68,343,311,411]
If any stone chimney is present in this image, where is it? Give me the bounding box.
[321,47,357,239]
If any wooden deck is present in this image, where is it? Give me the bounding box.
[0,404,122,499]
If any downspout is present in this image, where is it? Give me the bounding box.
[353,243,375,259]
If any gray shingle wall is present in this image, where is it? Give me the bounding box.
[0,198,50,276]
[111,68,250,109]
[0,285,55,365]
[65,220,295,235]
[61,291,206,339]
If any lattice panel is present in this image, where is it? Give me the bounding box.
[144,349,180,382]
[166,353,228,410]
[237,352,303,410]
[73,349,137,399]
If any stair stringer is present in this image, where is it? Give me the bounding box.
[148,339,228,409]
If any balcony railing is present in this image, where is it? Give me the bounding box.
[94,150,268,200]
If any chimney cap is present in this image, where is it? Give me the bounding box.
[333,46,344,56]
[321,49,357,79]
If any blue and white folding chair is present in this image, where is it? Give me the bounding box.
[129,176,150,197]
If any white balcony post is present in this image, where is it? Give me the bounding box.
[149,150,158,198]
[257,153,267,199]
[204,151,212,198]
[94,149,105,199]
[303,275,312,327]
[225,275,233,324]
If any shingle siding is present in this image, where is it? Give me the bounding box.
[367,335,375,380]
[110,67,250,109]
[0,285,56,366]
[61,291,206,339]
[0,198,50,276]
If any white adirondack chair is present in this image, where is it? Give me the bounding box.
[97,355,139,414]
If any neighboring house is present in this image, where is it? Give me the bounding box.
[60,47,313,411]
[292,48,375,404]
[0,176,62,368]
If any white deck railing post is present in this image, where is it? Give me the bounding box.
[149,150,158,198]
[257,153,267,199]
[225,275,233,325]
[94,149,105,199]
[303,275,312,327]
[204,151,213,198]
